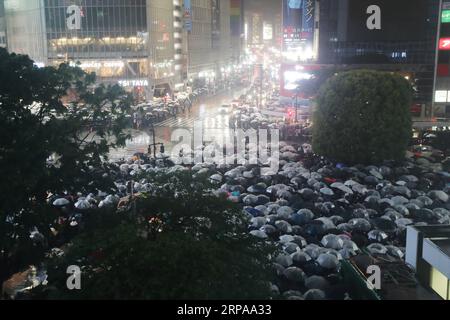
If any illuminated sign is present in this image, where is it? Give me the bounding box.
[118,79,149,87]
[443,10,450,23]
[435,90,448,103]
[302,0,315,40]
[184,0,192,31]
[433,90,450,103]
[263,23,273,40]
[439,38,450,50]
[69,61,125,69]
[283,0,303,49]
[284,71,313,90]
[280,63,322,97]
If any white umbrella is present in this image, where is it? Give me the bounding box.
[283,267,305,283]
[275,254,293,268]
[316,253,339,270]
[321,234,344,250]
[74,199,91,210]
[53,198,70,207]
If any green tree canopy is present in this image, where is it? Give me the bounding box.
[36,172,276,300]
[0,49,132,283]
[312,70,412,164]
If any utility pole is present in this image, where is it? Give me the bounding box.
[432,0,443,119]
[147,120,164,159]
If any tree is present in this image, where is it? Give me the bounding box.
[0,49,132,283]
[35,172,276,300]
[312,70,412,164]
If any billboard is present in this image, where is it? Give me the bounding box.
[263,22,273,40]
[283,0,303,49]
[280,63,323,97]
[443,10,450,23]
[184,0,192,32]
[346,0,427,42]
[301,0,314,42]
[439,37,450,50]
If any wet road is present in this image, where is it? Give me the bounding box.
[109,88,246,160]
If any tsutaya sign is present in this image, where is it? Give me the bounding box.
[67,5,82,30]
[118,79,149,87]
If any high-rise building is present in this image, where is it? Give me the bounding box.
[0,0,6,48]
[186,0,234,83]
[244,0,281,49]
[230,0,243,62]
[318,0,440,107]
[3,0,239,98]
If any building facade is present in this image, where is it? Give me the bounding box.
[185,0,235,87]
[0,0,6,48]
[244,0,281,49]
[3,0,239,98]
[433,0,450,118]
[318,0,440,108]
[406,225,450,300]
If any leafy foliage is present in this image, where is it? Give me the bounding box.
[37,172,276,300]
[312,70,412,164]
[0,49,132,282]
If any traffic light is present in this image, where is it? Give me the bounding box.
[287,108,295,118]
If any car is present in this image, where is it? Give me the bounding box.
[218,104,233,114]
[410,104,422,117]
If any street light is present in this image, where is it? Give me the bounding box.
[294,86,301,123]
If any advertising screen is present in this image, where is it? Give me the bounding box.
[439,37,450,50]
[263,22,273,40]
[280,63,323,97]
[283,0,303,49]
[443,10,450,23]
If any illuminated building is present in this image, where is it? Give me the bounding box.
[281,0,318,62]
[244,0,281,49]
[406,225,450,300]
[3,0,238,98]
[185,0,235,86]
[433,0,450,118]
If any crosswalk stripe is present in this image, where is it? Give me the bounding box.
[154,115,230,129]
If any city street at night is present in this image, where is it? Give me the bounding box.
[1,0,450,309]
[110,87,248,160]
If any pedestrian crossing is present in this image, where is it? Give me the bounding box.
[154,114,231,129]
